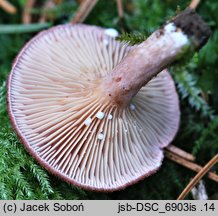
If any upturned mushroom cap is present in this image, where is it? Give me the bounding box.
[8,24,180,191]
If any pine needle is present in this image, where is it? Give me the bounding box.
[0,23,51,34]
[177,154,218,200]
[0,0,16,14]
[71,0,98,24]
[189,0,201,9]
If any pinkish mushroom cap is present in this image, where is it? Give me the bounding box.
[7,24,180,191]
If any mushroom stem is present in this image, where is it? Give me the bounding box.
[101,9,211,106]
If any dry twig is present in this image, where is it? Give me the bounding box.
[22,0,35,24]
[54,0,62,4]
[71,0,98,24]
[177,154,218,200]
[166,145,195,161]
[189,0,201,9]
[165,151,218,183]
[116,0,124,19]
[0,0,16,14]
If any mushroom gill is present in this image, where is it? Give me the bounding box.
[8,24,180,191]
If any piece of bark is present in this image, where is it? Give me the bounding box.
[191,180,208,200]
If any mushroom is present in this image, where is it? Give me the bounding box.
[7,9,211,191]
